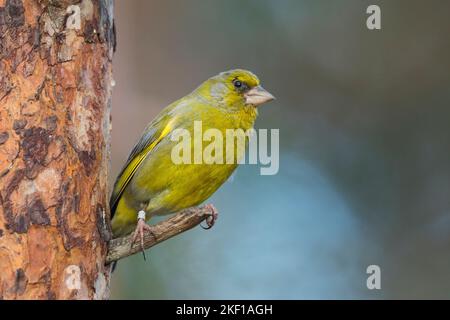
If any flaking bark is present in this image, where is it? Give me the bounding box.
[0,0,114,299]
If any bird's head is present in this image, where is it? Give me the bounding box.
[195,69,275,111]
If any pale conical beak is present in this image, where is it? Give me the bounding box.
[244,85,275,106]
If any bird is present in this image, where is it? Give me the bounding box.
[110,69,275,249]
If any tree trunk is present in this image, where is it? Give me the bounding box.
[0,0,114,299]
[0,0,214,300]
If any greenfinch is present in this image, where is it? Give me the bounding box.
[110,69,274,242]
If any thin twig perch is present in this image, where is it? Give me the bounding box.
[106,206,213,264]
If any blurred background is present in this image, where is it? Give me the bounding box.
[110,0,450,299]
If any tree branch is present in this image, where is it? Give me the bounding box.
[106,206,213,264]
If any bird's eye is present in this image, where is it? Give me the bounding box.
[233,80,242,89]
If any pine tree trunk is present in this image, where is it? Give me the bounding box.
[0,0,114,299]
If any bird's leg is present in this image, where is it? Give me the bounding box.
[201,204,219,230]
[131,210,153,260]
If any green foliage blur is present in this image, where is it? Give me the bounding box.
[110,0,450,299]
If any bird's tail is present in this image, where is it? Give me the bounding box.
[109,199,138,272]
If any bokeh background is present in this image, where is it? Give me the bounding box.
[110,0,450,299]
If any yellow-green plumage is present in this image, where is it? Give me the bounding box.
[110,69,273,237]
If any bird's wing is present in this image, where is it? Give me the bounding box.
[109,111,176,217]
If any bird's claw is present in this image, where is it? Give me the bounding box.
[131,218,153,260]
[201,204,218,230]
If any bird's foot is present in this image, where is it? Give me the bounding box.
[131,211,153,260]
[201,204,219,230]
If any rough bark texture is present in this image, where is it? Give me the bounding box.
[0,0,114,299]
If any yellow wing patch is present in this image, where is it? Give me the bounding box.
[110,119,174,215]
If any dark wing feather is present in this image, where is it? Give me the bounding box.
[109,114,173,217]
